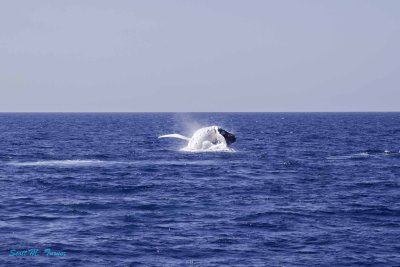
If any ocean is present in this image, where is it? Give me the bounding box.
[1,113,399,266]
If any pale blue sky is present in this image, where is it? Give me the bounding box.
[1,0,399,112]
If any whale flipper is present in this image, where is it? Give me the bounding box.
[159,126,236,151]
[158,134,190,141]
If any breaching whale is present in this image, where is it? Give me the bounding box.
[159,126,236,151]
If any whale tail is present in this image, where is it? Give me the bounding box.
[158,134,190,141]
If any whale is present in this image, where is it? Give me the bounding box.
[159,126,236,151]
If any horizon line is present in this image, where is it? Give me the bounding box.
[1,111,400,113]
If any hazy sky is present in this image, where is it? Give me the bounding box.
[1,0,399,112]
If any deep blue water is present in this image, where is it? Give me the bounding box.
[1,113,399,266]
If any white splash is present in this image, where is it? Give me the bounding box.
[181,144,236,153]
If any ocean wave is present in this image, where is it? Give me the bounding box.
[327,152,370,160]
[6,159,219,167]
[7,159,122,167]
[327,150,400,160]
